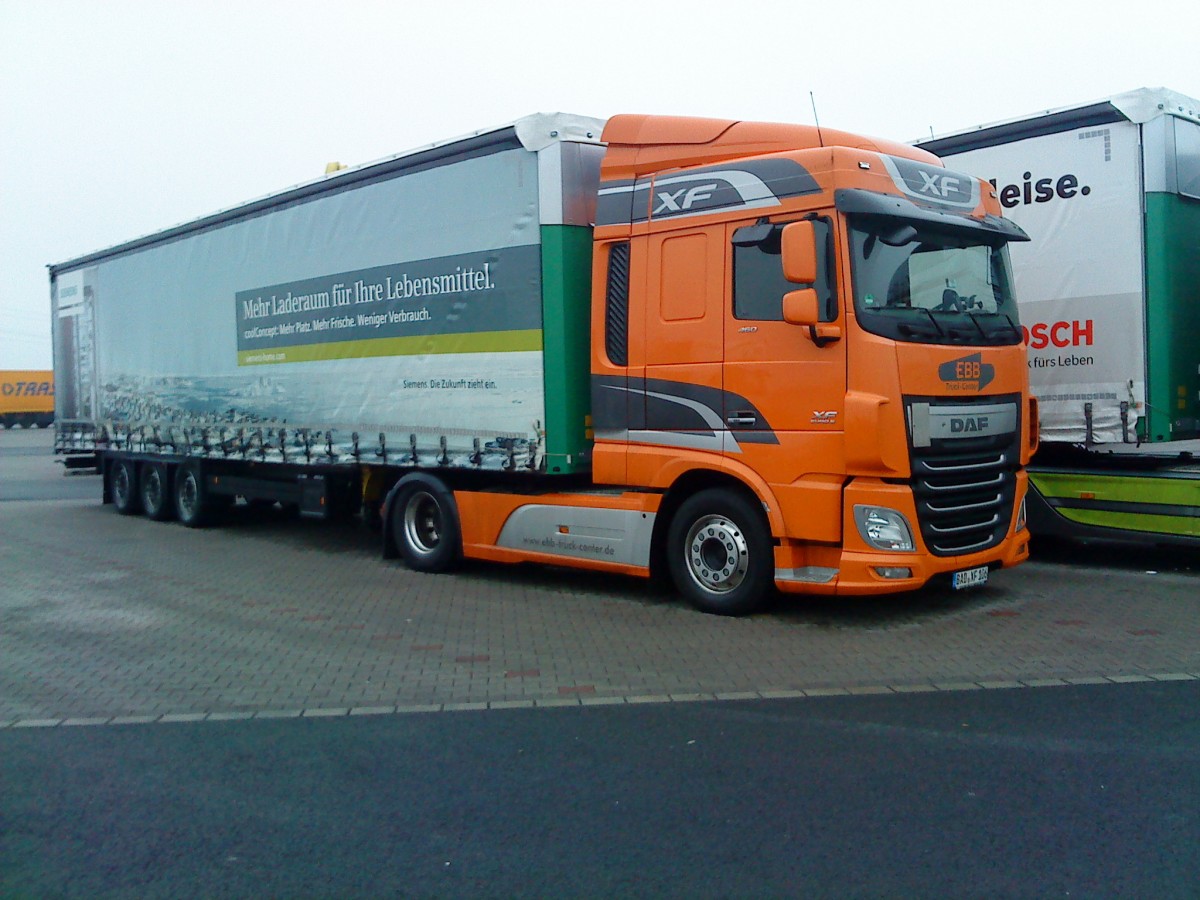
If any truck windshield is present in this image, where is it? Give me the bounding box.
[848,220,1022,346]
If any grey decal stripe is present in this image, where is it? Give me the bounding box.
[596,158,819,226]
[590,375,779,451]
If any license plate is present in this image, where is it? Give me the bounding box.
[952,565,989,590]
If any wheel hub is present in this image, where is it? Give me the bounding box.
[404,491,442,555]
[686,515,750,594]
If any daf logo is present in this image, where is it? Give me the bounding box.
[917,171,963,199]
[654,183,718,215]
[950,415,989,434]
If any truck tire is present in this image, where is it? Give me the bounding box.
[173,462,211,528]
[110,458,141,515]
[667,487,774,616]
[140,462,174,521]
[390,475,461,573]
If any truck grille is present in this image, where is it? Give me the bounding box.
[908,396,1020,557]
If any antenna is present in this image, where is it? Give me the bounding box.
[809,92,825,147]
[929,126,936,141]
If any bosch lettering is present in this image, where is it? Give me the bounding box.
[1022,320,1093,350]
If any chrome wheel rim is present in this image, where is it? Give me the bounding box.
[403,491,442,556]
[685,514,750,595]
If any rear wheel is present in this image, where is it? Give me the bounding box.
[667,488,774,616]
[110,458,141,515]
[390,475,461,572]
[173,462,211,528]
[140,462,173,521]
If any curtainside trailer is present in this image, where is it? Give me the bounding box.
[922,88,1200,546]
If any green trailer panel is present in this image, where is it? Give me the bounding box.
[1143,192,1200,442]
[539,225,594,475]
[1029,469,1200,539]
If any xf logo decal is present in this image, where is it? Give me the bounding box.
[811,410,838,424]
[917,171,963,199]
[654,183,718,214]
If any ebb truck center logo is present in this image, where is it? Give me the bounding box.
[939,353,994,392]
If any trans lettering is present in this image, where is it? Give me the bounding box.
[989,172,1091,208]
[1,380,53,397]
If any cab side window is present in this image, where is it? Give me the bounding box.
[733,219,835,321]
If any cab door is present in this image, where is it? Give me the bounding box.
[638,225,726,456]
[721,216,847,487]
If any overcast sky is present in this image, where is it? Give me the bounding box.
[2,0,1195,369]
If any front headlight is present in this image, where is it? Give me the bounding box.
[853,505,916,552]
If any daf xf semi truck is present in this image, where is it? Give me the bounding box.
[922,88,1200,547]
[52,112,1036,614]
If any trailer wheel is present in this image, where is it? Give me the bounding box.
[110,459,141,515]
[390,475,461,573]
[173,462,211,528]
[140,462,174,521]
[667,488,774,616]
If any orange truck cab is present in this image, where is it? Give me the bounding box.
[452,115,1036,614]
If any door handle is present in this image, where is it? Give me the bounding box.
[726,413,757,427]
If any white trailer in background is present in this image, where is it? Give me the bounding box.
[922,88,1200,545]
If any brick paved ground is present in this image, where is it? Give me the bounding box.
[2,479,1197,725]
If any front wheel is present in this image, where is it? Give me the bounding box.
[667,488,774,616]
[389,475,461,573]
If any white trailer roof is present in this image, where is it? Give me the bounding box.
[920,87,1199,156]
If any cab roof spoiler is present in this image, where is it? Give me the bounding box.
[834,188,1030,244]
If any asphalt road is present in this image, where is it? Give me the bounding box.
[3,428,1199,897]
[0,427,97,502]
[4,682,1197,899]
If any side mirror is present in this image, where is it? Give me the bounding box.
[781,221,818,284]
[782,288,820,326]
[784,289,841,346]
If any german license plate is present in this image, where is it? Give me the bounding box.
[952,565,989,590]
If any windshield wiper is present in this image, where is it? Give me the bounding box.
[970,312,1023,342]
[897,307,945,339]
[964,312,988,340]
[998,313,1024,342]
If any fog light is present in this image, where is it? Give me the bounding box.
[853,505,915,552]
[874,566,912,579]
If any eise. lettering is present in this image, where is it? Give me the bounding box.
[988,172,1091,208]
